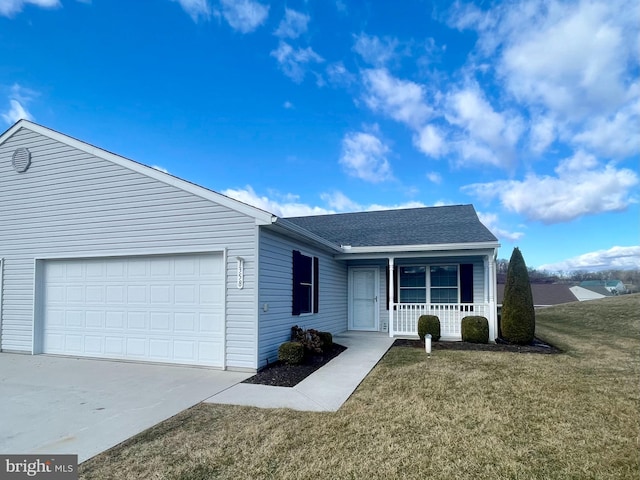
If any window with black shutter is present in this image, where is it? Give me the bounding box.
[292,250,319,315]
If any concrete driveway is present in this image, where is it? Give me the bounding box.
[0,353,250,462]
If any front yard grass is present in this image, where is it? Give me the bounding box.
[80,294,640,479]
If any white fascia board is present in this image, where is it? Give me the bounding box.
[1,120,275,225]
[335,242,500,259]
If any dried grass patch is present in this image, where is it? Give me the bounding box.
[80,295,640,480]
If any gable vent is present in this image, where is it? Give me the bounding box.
[12,148,31,173]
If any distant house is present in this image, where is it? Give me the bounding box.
[570,285,613,301]
[497,283,578,308]
[580,280,626,295]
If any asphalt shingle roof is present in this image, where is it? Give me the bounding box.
[284,204,498,247]
[497,283,579,306]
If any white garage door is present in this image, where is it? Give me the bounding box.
[42,254,225,367]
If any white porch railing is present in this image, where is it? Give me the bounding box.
[391,303,489,338]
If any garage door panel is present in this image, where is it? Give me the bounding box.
[43,254,224,367]
[84,335,102,354]
[150,312,171,331]
[151,285,171,304]
[175,284,196,304]
[86,311,104,328]
[106,285,125,303]
[105,337,123,354]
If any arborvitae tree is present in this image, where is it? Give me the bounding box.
[501,247,535,344]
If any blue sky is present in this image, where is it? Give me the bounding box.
[1,0,638,272]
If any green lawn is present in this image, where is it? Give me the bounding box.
[80,294,640,479]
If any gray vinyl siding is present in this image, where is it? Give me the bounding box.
[257,229,347,368]
[0,128,258,369]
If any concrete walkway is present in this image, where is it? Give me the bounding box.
[206,332,394,412]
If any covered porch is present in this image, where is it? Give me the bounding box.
[343,247,499,342]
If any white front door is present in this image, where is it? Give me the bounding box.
[349,267,379,331]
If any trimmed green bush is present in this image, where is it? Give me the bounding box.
[317,331,333,351]
[501,247,535,345]
[461,316,489,344]
[278,341,304,365]
[418,315,440,341]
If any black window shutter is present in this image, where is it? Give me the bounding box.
[460,263,474,303]
[292,250,302,315]
[313,256,319,313]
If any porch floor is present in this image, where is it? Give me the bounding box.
[206,331,394,412]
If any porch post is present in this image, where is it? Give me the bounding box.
[486,252,497,341]
[388,257,395,337]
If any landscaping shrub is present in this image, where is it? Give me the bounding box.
[317,331,333,351]
[417,315,440,341]
[278,341,304,365]
[290,325,323,354]
[461,316,489,344]
[501,247,535,345]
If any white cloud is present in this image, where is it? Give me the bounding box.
[2,84,36,124]
[464,151,639,223]
[339,131,393,183]
[0,0,59,17]
[362,68,432,129]
[538,246,640,272]
[529,115,556,154]
[320,191,361,212]
[222,185,333,217]
[426,171,442,184]
[572,96,640,158]
[445,85,523,168]
[2,99,32,124]
[353,33,400,66]
[223,186,430,218]
[326,62,355,87]
[283,101,293,109]
[414,124,447,158]
[450,0,639,161]
[220,0,268,33]
[477,212,524,242]
[270,41,323,83]
[274,8,309,39]
[498,0,633,121]
[151,165,170,174]
[173,0,210,21]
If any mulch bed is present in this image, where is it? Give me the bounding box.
[242,343,347,387]
[243,337,560,388]
[394,337,562,354]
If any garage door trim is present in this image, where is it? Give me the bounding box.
[33,250,227,368]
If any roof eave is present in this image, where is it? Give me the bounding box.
[335,241,501,259]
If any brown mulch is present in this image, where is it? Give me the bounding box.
[242,343,347,387]
[394,337,562,354]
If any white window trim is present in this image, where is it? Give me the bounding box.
[296,250,315,316]
[397,263,462,304]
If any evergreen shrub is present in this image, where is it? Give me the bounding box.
[417,315,441,341]
[461,316,489,344]
[278,341,304,364]
[501,247,535,345]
